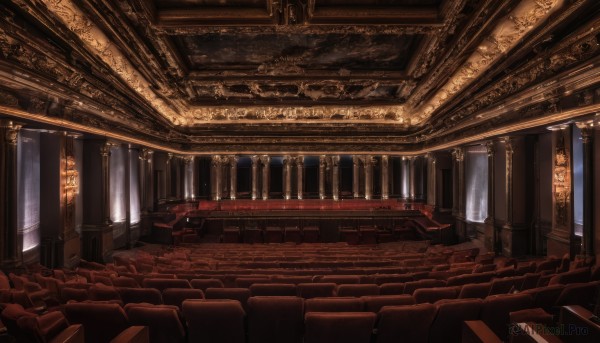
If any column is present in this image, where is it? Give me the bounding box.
[229,155,238,200]
[139,148,154,213]
[261,155,270,200]
[409,157,415,200]
[364,156,374,200]
[577,122,594,257]
[183,156,195,200]
[283,155,292,200]
[426,153,437,209]
[332,155,340,201]
[484,141,497,253]
[319,155,326,199]
[211,155,221,201]
[0,121,21,268]
[165,153,173,199]
[353,155,360,198]
[381,155,389,200]
[297,156,304,200]
[100,143,113,225]
[251,155,259,200]
[452,148,466,241]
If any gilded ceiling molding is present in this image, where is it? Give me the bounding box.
[189,105,408,124]
[414,0,563,124]
[42,0,187,125]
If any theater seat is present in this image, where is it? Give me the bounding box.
[247,296,304,343]
[126,305,185,343]
[521,284,565,312]
[235,277,270,288]
[376,303,437,343]
[162,288,204,309]
[318,275,360,284]
[360,295,415,312]
[117,287,163,305]
[249,283,297,297]
[182,299,246,343]
[64,302,131,343]
[297,283,336,299]
[205,288,251,311]
[413,286,459,304]
[305,297,364,313]
[429,298,482,343]
[190,278,224,291]
[142,278,191,292]
[403,279,446,295]
[554,282,600,310]
[459,282,491,299]
[480,293,533,341]
[379,283,405,295]
[304,312,376,343]
[336,284,380,297]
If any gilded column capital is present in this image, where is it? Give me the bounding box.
[211,154,221,166]
[576,121,595,144]
[260,155,270,165]
[451,148,464,162]
[296,155,304,166]
[229,155,239,164]
[100,142,117,157]
[485,141,495,157]
[1,121,22,146]
[183,156,195,165]
[140,148,153,161]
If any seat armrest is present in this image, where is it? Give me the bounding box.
[109,326,149,343]
[49,324,84,343]
[463,320,503,343]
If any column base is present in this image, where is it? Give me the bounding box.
[81,224,113,263]
[500,223,529,258]
[62,231,81,269]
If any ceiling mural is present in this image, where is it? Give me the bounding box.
[0,0,599,152]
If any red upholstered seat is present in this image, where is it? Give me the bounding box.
[509,307,553,325]
[535,258,561,273]
[249,283,297,297]
[111,276,139,288]
[429,298,483,343]
[126,304,185,343]
[235,277,270,288]
[459,282,491,299]
[182,299,246,343]
[379,283,405,295]
[247,296,304,343]
[521,284,565,312]
[360,295,415,312]
[318,275,360,284]
[117,287,163,305]
[297,283,336,299]
[61,287,89,303]
[305,297,364,313]
[162,288,204,309]
[304,312,376,343]
[271,275,313,284]
[446,272,495,286]
[374,274,413,285]
[64,302,130,343]
[376,303,437,343]
[480,293,533,341]
[488,276,518,295]
[554,282,600,309]
[88,285,121,302]
[403,279,447,295]
[205,288,251,311]
[190,278,224,291]
[142,278,191,292]
[413,286,459,303]
[336,284,380,297]
[520,273,542,290]
[548,267,591,285]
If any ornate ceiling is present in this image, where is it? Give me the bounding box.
[0,0,599,153]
